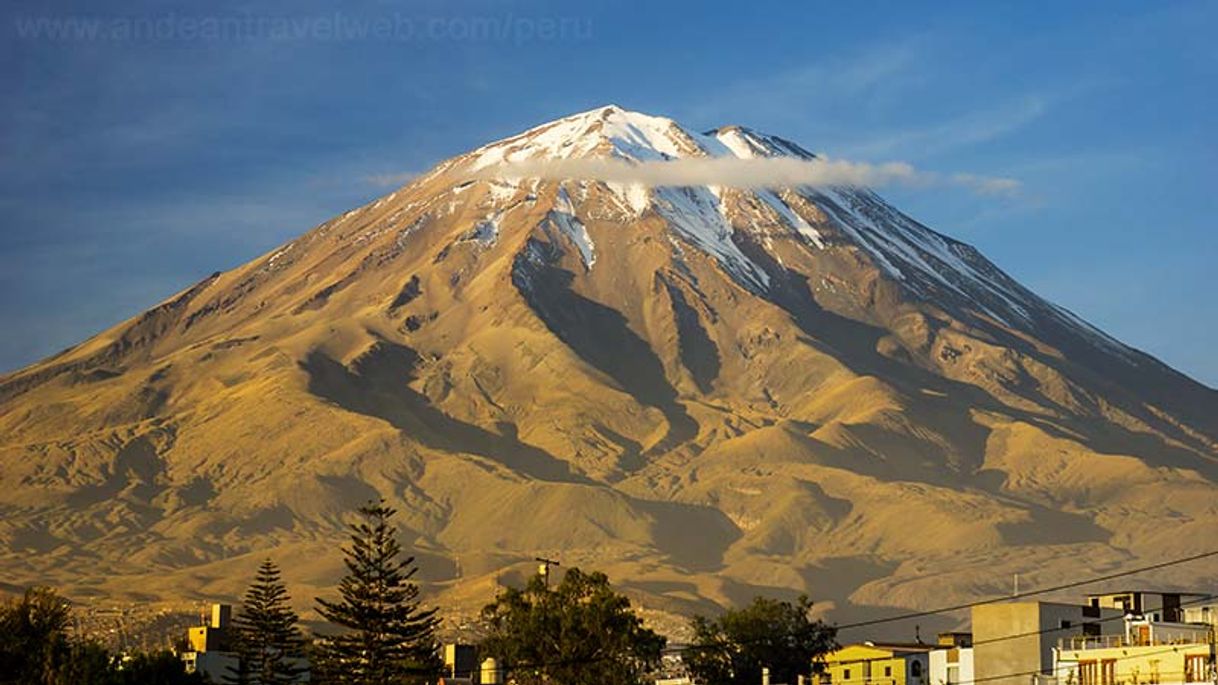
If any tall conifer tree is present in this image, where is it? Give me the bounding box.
[227,559,306,685]
[314,500,440,684]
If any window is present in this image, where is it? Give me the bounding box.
[1060,620,1073,629]
[844,668,851,680]
[1080,660,1098,685]
[885,666,892,678]
[911,661,923,678]
[1185,655,1208,683]
[1083,622,1101,636]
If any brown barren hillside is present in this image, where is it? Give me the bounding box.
[2,106,1216,634]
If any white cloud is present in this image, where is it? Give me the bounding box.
[469,155,1020,196]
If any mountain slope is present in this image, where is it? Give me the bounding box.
[2,106,1215,634]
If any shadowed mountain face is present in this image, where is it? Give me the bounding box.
[1,106,1215,636]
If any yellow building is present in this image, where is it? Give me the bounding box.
[821,643,932,685]
[1054,634,1213,685]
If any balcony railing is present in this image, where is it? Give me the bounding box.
[1059,635,1209,651]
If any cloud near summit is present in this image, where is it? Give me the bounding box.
[469,156,1020,196]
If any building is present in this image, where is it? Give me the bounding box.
[1053,633,1213,685]
[929,633,974,685]
[973,602,1125,685]
[181,603,239,682]
[1050,596,1216,685]
[187,603,232,652]
[821,642,933,685]
[1121,618,1212,647]
[444,643,479,680]
[1181,600,1218,628]
[1086,592,1212,624]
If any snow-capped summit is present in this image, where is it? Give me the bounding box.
[466,105,703,169]
[453,107,1131,355]
[464,105,822,171]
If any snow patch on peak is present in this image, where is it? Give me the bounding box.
[652,185,771,292]
[547,187,596,269]
[709,126,818,160]
[758,190,826,248]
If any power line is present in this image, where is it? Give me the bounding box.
[960,641,1212,685]
[783,594,1218,680]
[970,593,1218,647]
[835,549,1218,631]
[488,549,1218,678]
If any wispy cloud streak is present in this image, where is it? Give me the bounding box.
[469,156,1020,195]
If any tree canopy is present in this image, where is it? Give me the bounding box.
[479,567,665,685]
[685,595,837,685]
[0,586,202,685]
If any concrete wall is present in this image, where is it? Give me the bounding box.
[973,603,1123,685]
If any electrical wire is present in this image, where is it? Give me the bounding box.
[835,549,1218,631]
[486,548,1218,679]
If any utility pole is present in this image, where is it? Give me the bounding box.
[536,556,560,589]
[1208,624,1216,685]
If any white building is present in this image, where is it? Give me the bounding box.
[928,633,974,685]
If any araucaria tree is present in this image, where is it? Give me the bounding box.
[314,500,440,684]
[227,559,306,685]
[479,567,666,685]
[685,595,837,685]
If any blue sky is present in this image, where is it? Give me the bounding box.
[2,0,1215,385]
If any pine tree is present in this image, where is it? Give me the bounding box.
[226,559,307,685]
[314,500,440,685]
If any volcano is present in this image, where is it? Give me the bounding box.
[2,106,1215,634]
